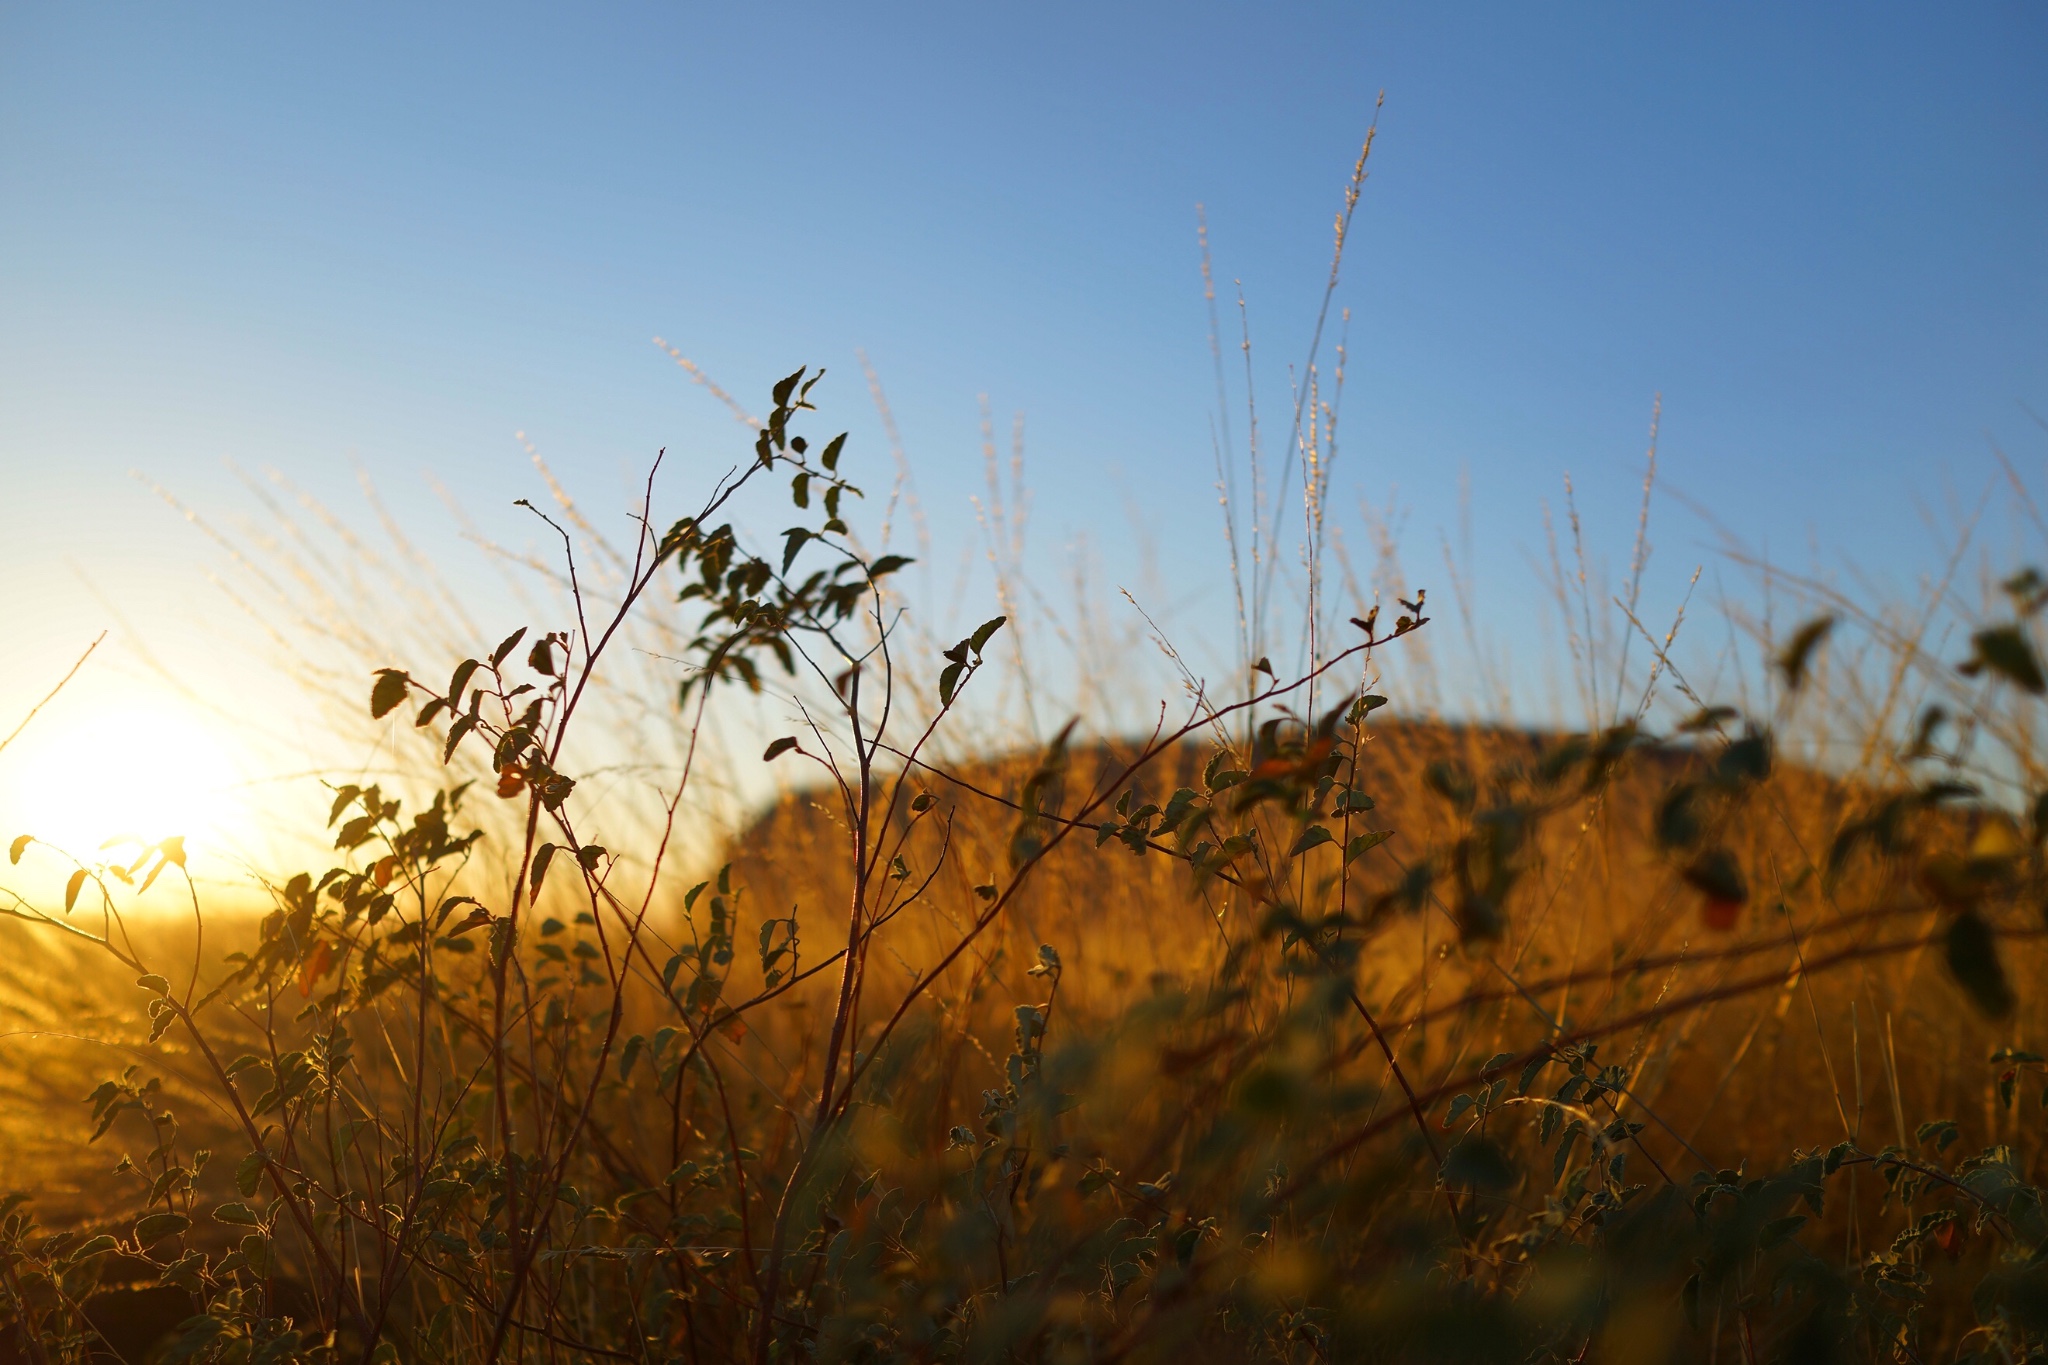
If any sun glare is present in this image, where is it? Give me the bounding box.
[0,696,239,864]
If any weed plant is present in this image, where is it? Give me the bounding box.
[6,150,2048,1365]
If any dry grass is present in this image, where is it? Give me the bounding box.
[1,130,2045,1359]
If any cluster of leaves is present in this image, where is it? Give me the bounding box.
[662,367,911,702]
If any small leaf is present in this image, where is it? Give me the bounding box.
[448,907,494,936]
[490,627,529,669]
[868,554,913,580]
[1945,911,2015,1019]
[530,844,558,898]
[137,974,170,995]
[969,615,1007,656]
[938,661,966,707]
[1968,626,2046,694]
[68,1235,118,1261]
[296,941,333,998]
[1288,826,1334,857]
[1917,1118,1960,1151]
[1776,615,1836,691]
[781,527,812,573]
[1682,848,1747,913]
[213,1202,261,1227]
[135,1212,190,1245]
[763,737,799,762]
[369,669,411,720]
[7,834,28,864]
[1679,705,1740,734]
[772,366,804,408]
[447,658,480,701]
[436,894,480,926]
[64,868,88,912]
[1344,830,1392,864]
[443,714,477,763]
[527,637,556,676]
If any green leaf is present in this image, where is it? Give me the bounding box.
[369,669,411,720]
[1288,826,1334,857]
[820,433,845,470]
[939,661,966,707]
[134,1212,190,1245]
[1967,626,2046,694]
[1776,615,1836,691]
[1916,1119,1960,1152]
[781,528,812,573]
[1344,830,1392,864]
[1945,910,2015,1019]
[447,657,480,702]
[868,554,913,580]
[443,714,477,763]
[490,627,528,669]
[213,1202,261,1227]
[68,1234,118,1262]
[137,974,170,995]
[763,737,799,762]
[969,615,1007,656]
[235,1152,266,1197]
[772,367,804,409]
[1553,1123,1583,1183]
[529,844,558,898]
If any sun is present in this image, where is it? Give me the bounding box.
[0,693,240,865]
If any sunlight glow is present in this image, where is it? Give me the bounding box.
[0,696,238,862]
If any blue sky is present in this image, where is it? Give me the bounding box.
[1,3,2044,757]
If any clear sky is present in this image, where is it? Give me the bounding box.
[1,4,2044,861]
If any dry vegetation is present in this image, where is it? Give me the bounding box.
[6,146,2048,1365]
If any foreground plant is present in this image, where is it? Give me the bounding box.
[1,369,2045,1365]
